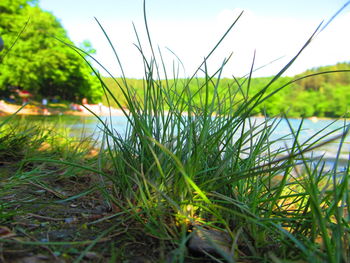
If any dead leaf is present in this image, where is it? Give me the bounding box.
[0,226,16,238]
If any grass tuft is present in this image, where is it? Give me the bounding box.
[68,2,349,262]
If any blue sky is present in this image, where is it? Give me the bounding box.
[39,0,350,78]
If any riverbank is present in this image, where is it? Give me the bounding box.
[0,100,129,117]
[0,100,339,121]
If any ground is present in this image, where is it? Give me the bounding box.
[0,162,167,262]
[0,134,215,263]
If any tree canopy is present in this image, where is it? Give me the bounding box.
[0,0,102,102]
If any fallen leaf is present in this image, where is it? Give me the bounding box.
[0,226,16,238]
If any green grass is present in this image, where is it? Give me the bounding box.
[64,2,350,262]
[1,2,350,262]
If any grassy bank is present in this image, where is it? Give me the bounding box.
[0,114,349,262]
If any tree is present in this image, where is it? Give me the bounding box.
[0,0,102,102]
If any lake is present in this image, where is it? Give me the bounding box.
[3,114,349,170]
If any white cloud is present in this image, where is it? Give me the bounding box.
[65,9,350,79]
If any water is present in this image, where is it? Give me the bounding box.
[2,114,349,168]
[254,117,349,160]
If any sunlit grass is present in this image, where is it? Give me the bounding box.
[60,2,350,262]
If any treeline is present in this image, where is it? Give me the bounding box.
[101,62,350,118]
[0,0,102,102]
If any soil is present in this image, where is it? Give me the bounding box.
[0,172,166,262]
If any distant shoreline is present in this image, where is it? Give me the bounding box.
[0,100,344,121]
[0,101,128,117]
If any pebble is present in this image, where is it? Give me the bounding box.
[188,225,233,257]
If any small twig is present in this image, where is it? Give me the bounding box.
[95,228,129,243]
[28,181,67,199]
[27,213,65,221]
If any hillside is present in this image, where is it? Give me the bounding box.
[101,62,350,118]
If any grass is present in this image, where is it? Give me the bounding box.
[75,3,349,261]
[1,2,350,262]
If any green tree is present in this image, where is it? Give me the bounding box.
[0,0,102,102]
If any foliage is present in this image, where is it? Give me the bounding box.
[102,62,350,118]
[0,0,102,102]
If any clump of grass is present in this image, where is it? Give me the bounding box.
[67,2,350,262]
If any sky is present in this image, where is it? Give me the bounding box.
[39,0,350,79]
